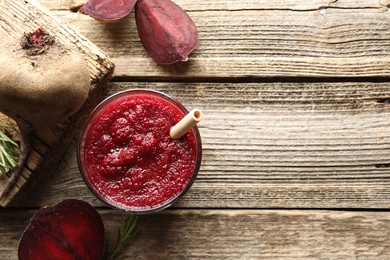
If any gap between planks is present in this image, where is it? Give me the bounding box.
[111,76,390,84]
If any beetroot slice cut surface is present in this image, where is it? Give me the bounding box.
[18,199,105,260]
[80,0,137,21]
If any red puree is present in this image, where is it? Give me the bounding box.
[84,95,197,210]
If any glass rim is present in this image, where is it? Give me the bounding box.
[77,89,202,214]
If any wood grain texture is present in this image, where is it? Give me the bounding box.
[17,81,390,209]
[38,0,389,11]
[0,209,389,259]
[0,0,114,206]
[35,0,390,78]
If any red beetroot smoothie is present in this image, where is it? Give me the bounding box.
[79,90,201,212]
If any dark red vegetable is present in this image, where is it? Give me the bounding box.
[80,0,137,21]
[18,199,105,260]
[135,0,199,64]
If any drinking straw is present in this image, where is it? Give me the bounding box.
[170,108,202,139]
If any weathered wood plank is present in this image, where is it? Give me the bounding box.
[38,0,390,12]
[36,1,390,78]
[17,81,390,208]
[0,209,389,259]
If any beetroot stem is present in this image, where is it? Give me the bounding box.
[20,28,55,55]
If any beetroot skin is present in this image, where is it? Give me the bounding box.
[135,0,199,64]
[80,0,137,21]
[18,199,105,260]
[78,0,199,64]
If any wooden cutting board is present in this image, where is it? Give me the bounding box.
[0,0,115,206]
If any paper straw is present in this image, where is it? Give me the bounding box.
[170,109,203,139]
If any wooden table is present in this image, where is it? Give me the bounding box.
[1,0,390,258]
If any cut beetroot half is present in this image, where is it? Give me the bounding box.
[18,199,105,260]
[79,0,137,21]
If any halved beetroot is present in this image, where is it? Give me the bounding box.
[18,199,105,260]
[79,0,137,21]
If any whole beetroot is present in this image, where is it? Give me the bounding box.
[135,0,199,64]
[0,28,90,199]
[0,29,90,130]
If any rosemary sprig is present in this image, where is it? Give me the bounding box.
[104,215,138,260]
[0,122,19,174]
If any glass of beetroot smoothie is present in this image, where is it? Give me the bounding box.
[78,89,202,214]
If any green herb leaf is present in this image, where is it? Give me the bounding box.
[104,215,138,260]
[0,123,19,174]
